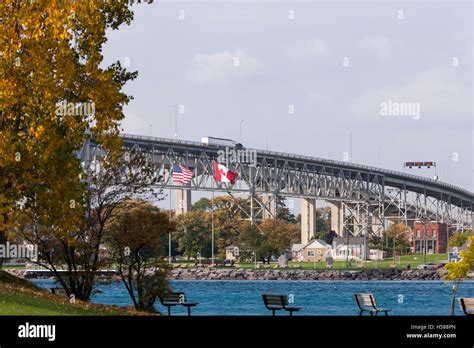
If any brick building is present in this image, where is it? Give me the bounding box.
[411,222,449,254]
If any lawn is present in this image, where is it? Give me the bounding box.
[0,271,148,316]
[231,254,449,270]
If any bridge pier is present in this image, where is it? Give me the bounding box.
[330,202,344,237]
[301,198,316,244]
[261,194,277,220]
[175,188,191,215]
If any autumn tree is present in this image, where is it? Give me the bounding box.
[448,230,473,248]
[174,210,212,260]
[17,149,160,301]
[445,237,474,315]
[107,200,174,312]
[237,222,263,262]
[259,219,299,261]
[0,0,152,269]
[381,224,411,257]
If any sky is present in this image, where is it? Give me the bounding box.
[102,0,473,210]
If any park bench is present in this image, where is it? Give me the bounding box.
[49,287,68,297]
[159,292,198,316]
[262,294,301,316]
[458,298,474,316]
[354,293,391,316]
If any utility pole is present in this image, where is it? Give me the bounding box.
[348,130,353,162]
[174,104,178,139]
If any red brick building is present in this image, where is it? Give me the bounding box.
[411,222,449,254]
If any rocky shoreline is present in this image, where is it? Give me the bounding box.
[169,268,450,281]
[8,267,473,281]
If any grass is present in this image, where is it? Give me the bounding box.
[0,271,151,316]
[285,254,447,270]
[177,254,448,271]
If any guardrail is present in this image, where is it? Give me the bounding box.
[119,133,474,201]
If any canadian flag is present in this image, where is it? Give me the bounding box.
[214,162,238,184]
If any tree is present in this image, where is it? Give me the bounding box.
[174,210,212,260]
[17,149,160,301]
[191,198,211,212]
[448,230,473,248]
[236,222,262,262]
[212,196,248,257]
[445,237,474,315]
[0,0,152,267]
[107,201,174,312]
[314,230,338,245]
[259,219,299,260]
[381,224,411,257]
[275,197,296,223]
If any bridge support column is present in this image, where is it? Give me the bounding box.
[301,198,316,244]
[330,202,344,237]
[261,194,277,220]
[175,189,191,215]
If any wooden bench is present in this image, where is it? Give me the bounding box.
[159,292,198,316]
[49,287,68,297]
[354,293,391,316]
[458,298,474,316]
[262,294,301,316]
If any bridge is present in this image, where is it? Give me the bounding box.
[79,133,474,244]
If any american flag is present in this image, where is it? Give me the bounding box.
[172,164,193,184]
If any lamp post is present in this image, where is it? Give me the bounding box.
[174,104,179,139]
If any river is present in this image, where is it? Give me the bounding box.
[32,279,474,316]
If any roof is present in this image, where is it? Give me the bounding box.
[292,244,304,252]
[304,239,331,249]
[333,237,366,246]
[293,239,332,251]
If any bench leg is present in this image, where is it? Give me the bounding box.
[168,306,171,316]
[384,311,388,316]
[187,306,191,316]
[272,309,275,316]
[289,310,293,317]
[359,310,363,316]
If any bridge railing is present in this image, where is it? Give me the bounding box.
[119,134,473,201]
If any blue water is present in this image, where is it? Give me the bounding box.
[32,279,474,316]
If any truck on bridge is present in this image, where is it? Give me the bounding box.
[201,136,243,149]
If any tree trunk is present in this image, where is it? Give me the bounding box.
[450,281,459,316]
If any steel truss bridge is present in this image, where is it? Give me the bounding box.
[79,133,474,244]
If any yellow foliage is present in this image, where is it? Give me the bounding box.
[445,237,474,281]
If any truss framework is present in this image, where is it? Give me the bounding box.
[79,136,474,236]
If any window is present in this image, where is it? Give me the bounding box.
[432,230,437,238]
[307,251,315,257]
[416,230,420,238]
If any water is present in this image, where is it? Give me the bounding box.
[32,279,474,316]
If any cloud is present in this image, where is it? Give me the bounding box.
[288,39,329,62]
[307,92,330,105]
[360,35,391,61]
[188,50,263,84]
[351,67,470,123]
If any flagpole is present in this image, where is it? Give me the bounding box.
[211,170,215,267]
[169,184,172,264]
